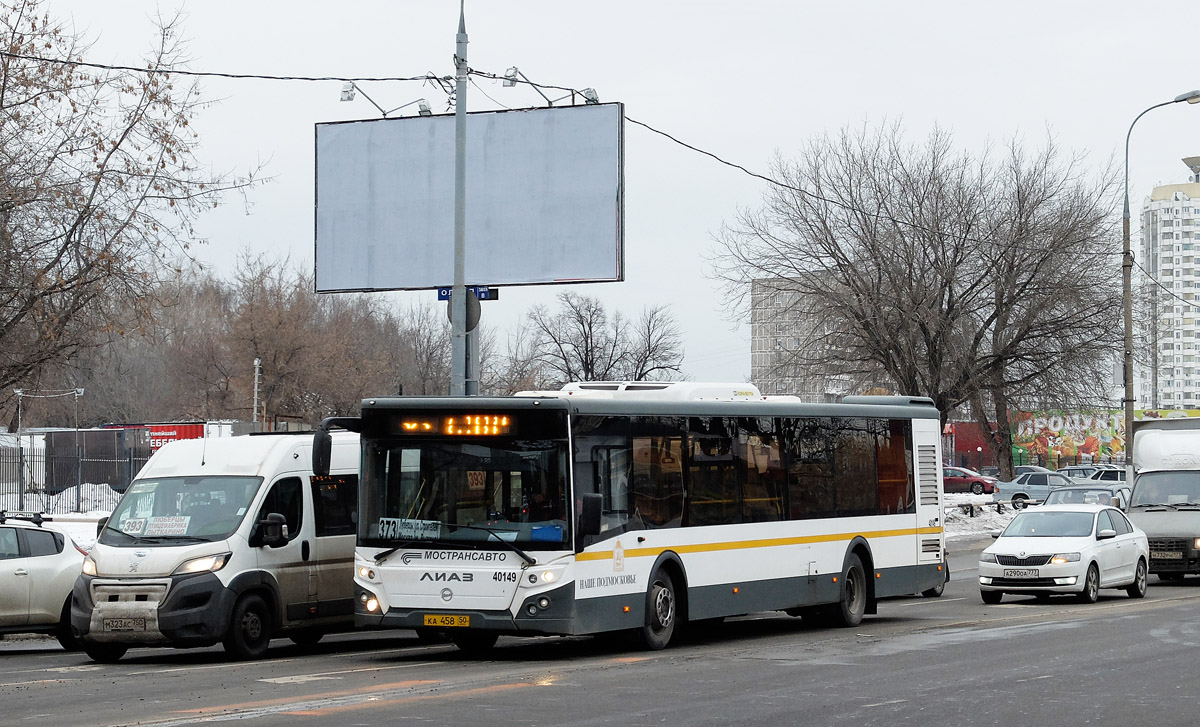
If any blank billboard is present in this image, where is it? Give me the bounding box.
[315,103,624,292]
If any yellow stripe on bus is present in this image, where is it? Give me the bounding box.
[575,526,943,562]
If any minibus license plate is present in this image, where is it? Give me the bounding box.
[103,618,145,631]
[1003,569,1038,578]
[423,614,470,628]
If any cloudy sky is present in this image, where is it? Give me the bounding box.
[44,1,1200,383]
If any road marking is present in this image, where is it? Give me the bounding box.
[863,699,908,708]
[258,662,436,684]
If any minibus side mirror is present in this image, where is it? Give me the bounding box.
[96,515,109,538]
[578,493,603,537]
[254,513,289,548]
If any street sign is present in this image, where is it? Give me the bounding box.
[437,286,499,301]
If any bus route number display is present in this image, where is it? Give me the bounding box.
[395,415,512,436]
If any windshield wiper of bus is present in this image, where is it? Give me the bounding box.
[446,523,537,566]
[373,541,418,566]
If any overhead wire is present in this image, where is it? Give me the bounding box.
[0,48,1125,259]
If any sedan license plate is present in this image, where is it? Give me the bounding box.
[1151,551,1184,560]
[1003,568,1038,578]
[103,618,145,632]
[423,614,470,628]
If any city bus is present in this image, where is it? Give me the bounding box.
[312,382,947,652]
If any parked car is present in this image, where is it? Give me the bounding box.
[1042,483,1132,508]
[993,471,1076,509]
[0,512,86,649]
[1085,467,1127,483]
[1015,465,1054,476]
[978,504,1149,603]
[942,466,999,494]
[1057,465,1101,482]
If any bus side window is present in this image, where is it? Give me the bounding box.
[573,415,632,539]
[631,416,686,529]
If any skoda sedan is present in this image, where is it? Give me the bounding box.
[978,504,1148,604]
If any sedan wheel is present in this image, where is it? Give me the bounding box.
[970,482,984,495]
[1077,564,1100,604]
[1127,559,1148,599]
[1010,495,1028,510]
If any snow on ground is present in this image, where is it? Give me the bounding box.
[943,493,1017,540]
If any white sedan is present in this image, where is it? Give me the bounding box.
[978,504,1149,604]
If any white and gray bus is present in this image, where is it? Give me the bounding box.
[314,382,947,652]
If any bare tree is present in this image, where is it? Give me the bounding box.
[0,1,257,417]
[714,123,1118,474]
[527,292,685,386]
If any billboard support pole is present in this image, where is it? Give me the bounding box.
[450,1,469,396]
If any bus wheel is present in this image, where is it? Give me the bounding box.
[223,594,273,660]
[450,631,499,653]
[640,569,677,650]
[831,554,866,627]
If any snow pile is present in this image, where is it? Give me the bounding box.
[943,493,1017,539]
[0,482,121,516]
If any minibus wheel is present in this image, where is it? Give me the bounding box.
[224,594,273,660]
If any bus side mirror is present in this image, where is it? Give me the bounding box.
[313,429,332,477]
[254,513,289,548]
[578,493,603,537]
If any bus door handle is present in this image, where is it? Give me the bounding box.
[302,540,311,561]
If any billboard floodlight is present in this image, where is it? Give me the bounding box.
[503,67,519,87]
[418,99,432,116]
[339,82,355,102]
[581,88,599,104]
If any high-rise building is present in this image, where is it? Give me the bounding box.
[1139,156,1200,409]
[749,279,855,400]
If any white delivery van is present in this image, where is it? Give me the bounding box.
[71,431,359,662]
[1126,417,1200,579]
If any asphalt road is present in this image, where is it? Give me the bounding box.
[4,536,1198,727]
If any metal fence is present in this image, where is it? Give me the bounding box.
[0,446,148,514]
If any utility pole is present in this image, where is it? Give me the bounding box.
[449,0,469,395]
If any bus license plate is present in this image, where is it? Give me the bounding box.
[1003,569,1038,578]
[1152,551,1184,560]
[423,614,470,628]
[103,618,145,631]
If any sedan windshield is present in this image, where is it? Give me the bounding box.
[1002,511,1095,538]
[100,476,263,545]
[1043,488,1115,506]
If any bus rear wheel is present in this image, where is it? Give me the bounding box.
[830,554,866,627]
[639,569,677,650]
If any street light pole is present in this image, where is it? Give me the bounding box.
[1123,90,1200,453]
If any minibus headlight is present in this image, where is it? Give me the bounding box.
[82,556,97,576]
[172,553,232,575]
[1193,538,1200,550]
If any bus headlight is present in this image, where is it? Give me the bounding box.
[540,570,558,583]
[172,553,232,575]
[358,589,380,613]
[82,556,97,576]
[358,566,377,580]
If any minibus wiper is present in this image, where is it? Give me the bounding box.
[447,523,537,566]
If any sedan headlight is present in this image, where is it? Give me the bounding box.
[1050,553,1081,564]
[172,553,232,575]
[980,553,998,563]
[82,556,97,576]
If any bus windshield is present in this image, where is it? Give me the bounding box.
[100,476,263,545]
[360,439,570,550]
